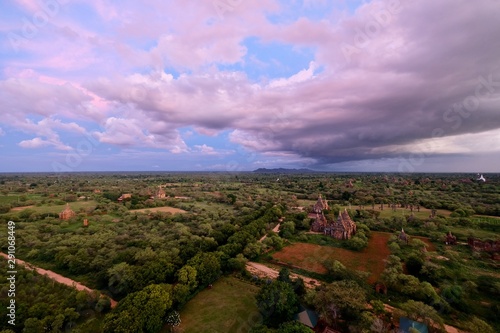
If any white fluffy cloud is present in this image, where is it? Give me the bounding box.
[18,137,72,150]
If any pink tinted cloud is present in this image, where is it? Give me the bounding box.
[2,0,500,170]
[94,116,188,153]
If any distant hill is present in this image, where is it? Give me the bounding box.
[252,168,317,174]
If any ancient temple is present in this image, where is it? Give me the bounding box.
[311,209,356,240]
[154,186,166,199]
[311,213,328,232]
[444,231,457,245]
[312,194,329,213]
[117,193,132,202]
[59,204,76,220]
[331,209,357,239]
[398,228,409,244]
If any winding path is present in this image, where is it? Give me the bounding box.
[259,221,282,243]
[1,253,117,308]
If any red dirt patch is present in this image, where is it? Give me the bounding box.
[273,232,392,284]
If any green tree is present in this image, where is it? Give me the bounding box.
[277,321,313,333]
[227,253,248,272]
[23,318,44,333]
[51,314,65,332]
[0,204,10,214]
[460,316,495,333]
[278,268,291,284]
[324,259,348,280]
[380,255,403,289]
[250,325,273,333]
[187,252,221,286]
[398,300,445,333]
[227,193,237,204]
[370,300,386,316]
[103,284,173,333]
[406,254,424,276]
[293,277,306,296]
[263,235,284,250]
[243,242,264,259]
[176,265,198,291]
[312,280,366,325]
[172,283,191,306]
[256,281,299,327]
[103,312,141,333]
[63,308,80,327]
[279,221,295,239]
[108,262,136,296]
[95,297,112,313]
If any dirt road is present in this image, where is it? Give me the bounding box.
[1,253,117,308]
[10,205,35,211]
[246,261,321,288]
[259,222,282,243]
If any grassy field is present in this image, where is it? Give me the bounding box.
[177,277,261,333]
[177,201,235,215]
[297,199,315,207]
[295,201,453,220]
[473,214,500,220]
[273,232,393,284]
[375,207,452,219]
[130,206,187,214]
[445,225,499,239]
[0,195,28,205]
[6,201,98,215]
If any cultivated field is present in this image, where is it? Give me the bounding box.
[273,232,393,284]
[130,206,187,214]
[177,277,260,333]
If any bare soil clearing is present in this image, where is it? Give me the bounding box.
[272,232,393,284]
[10,205,35,211]
[130,206,187,214]
[246,261,321,288]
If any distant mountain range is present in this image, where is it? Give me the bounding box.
[252,168,318,173]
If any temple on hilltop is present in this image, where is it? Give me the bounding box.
[310,203,357,240]
[59,203,76,220]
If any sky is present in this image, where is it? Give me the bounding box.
[1,0,499,173]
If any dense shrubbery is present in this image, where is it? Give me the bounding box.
[0,260,106,332]
[0,172,498,332]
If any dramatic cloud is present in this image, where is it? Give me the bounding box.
[1,0,499,172]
